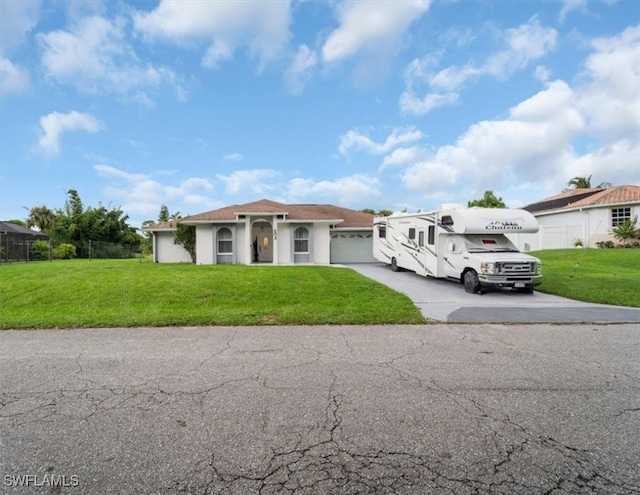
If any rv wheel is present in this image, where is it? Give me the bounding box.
[463,270,481,294]
[391,257,400,272]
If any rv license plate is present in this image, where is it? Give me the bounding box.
[515,282,525,288]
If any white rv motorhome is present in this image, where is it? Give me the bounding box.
[373,205,542,293]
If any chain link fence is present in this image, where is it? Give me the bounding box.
[0,236,143,263]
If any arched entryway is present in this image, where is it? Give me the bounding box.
[251,220,273,263]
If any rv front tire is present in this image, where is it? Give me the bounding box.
[463,270,481,294]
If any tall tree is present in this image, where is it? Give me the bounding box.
[65,189,84,218]
[468,190,506,208]
[25,205,57,233]
[158,204,170,223]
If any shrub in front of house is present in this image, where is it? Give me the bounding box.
[596,241,615,249]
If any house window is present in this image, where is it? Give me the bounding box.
[294,226,309,253]
[612,207,631,227]
[217,227,232,254]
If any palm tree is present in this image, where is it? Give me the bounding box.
[567,175,592,189]
[566,176,612,190]
[25,205,57,233]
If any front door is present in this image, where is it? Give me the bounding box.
[252,221,273,263]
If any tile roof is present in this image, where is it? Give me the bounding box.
[142,220,178,231]
[143,199,374,230]
[522,185,640,214]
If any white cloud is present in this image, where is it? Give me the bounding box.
[39,15,177,101]
[399,25,640,202]
[339,127,423,156]
[133,1,292,71]
[286,174,381,205]
[559,0,588,23]
[0,58,30,96]
[37,110,103,154]
[94,164,146,182]
[401,160,461,194]
[577,25,640,144]
[401,80,585,198]
[216,169,280,196]
[401,17,557,115]
[534,65,551,82]
[223,153,244,162]
[284,44,318,95]
[94,164,216,217]
[322,0,430,64]
[0,0,41,96]
[380,146,428,170]
[571,139,640,188]
[485,17,557,78]
[0,0,41,53]
[399,91,459,115]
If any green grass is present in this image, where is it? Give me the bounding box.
[0,260,425,329]
[3,249,636,329]
[533,248,640,307]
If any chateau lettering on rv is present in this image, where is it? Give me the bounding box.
[485,221,522,230]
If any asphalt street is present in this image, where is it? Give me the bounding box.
[346,263,640,323]
[1,324,639,494]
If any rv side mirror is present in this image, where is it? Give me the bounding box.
[448,243,457,253]
[523,243,530,252]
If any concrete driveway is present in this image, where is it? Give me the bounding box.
[346,263,640,324]
[1,324,639,495]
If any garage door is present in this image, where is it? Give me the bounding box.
[330,231,375,263]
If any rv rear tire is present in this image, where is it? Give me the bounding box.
[391,257,400,272]
[463,270,481,294]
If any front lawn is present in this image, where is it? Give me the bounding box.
[533,248,640,307]
[0,260,426,329]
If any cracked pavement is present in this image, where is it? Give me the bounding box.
[1,325,639,494]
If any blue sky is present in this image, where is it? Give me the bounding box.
[1,0,639,227]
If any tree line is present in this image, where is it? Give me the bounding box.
[23,189,142,259]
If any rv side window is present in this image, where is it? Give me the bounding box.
[441,215,454,226]
[408,228,416,240]
[418,231,425,247]
[428,226,435,245]
[378,225,386,239]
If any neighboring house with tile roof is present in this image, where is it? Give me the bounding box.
[510,185,640,249]
[143,199,375,264]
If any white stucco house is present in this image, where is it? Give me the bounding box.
[509,185,640,250]
[144,199,376,264]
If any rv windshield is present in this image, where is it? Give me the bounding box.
[464,235,519,253]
